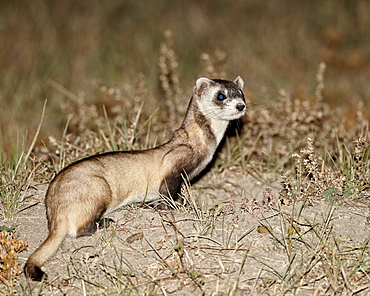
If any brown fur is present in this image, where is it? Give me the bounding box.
[24,77,246,281]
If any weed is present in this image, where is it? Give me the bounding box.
[0,231,28,293]
[280,135,369,205]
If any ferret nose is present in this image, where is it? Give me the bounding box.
[236,103,245,111]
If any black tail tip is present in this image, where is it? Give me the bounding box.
[24,263,47,282]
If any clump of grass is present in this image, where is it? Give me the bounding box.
[280,134,369,205]
[0,102,47,219]
[0,135,29,219]
[292,137,345,202]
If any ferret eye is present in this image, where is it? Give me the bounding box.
[217,93,226,101]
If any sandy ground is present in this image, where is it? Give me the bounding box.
[6,169,370,295]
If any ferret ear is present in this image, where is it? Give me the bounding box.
[194,77,212,97]
[233,76,244,89]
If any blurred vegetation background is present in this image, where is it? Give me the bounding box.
[0,0,369,157]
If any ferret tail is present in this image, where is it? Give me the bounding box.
[24,225,68,281]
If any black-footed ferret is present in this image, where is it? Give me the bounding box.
[24,76,247,281]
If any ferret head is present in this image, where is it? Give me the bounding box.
[193,76,246,121]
